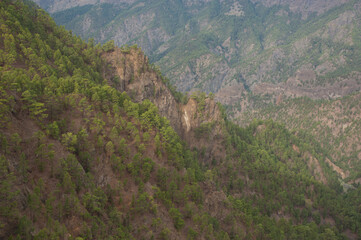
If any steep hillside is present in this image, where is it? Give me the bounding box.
[1,1,361,240]
[234,93,361,183]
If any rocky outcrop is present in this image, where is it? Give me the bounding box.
[181,97,225,162]
[103,47,183,133]
[103,47,226,161]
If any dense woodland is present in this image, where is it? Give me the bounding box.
[0,0,361,239]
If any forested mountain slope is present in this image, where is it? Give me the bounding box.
[1,1,361,239]
[234,93,361,183]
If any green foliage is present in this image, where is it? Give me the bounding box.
[133,192,157,214]
[169,207,184,230]
[223,118,361,238]
[0,155,18,221]
[102,40,115,52]
[105,140,114,156]
[46,121,60,139]
[61,132,78,153]
[83,188,107,214]
[191,91,207,113]
[119,44,130,53]
[0,86,13,127]
[194,121,215,139]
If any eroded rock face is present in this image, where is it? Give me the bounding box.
[103,47,183,134]
[181,98,225,162]
[103,48,226,162]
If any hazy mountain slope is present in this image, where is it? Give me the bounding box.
[1,1,361,239]
[32,0,361,98]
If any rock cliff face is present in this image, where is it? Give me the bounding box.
[103,47,226,162]
[103,47,183,134]
[181,97,225,162]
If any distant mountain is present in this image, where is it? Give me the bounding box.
[33,0,361,97]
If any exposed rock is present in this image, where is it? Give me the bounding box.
[225,2,245,17]
[325,158,349,180]
[103,48,226,162]
[215,84,246,106]
[307,154,327,184]
[169,54,236,93]
[321,11,355,44]
[103,47,183,134]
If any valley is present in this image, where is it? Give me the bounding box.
[0,0,361,239]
